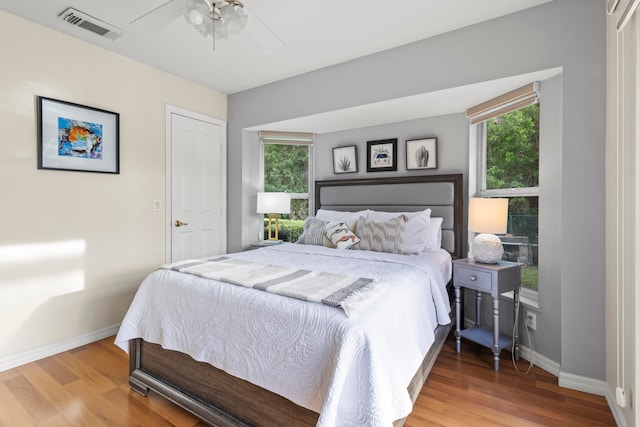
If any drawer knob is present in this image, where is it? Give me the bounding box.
[469,275,477,281]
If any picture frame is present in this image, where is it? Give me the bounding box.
[332,145,358,174]
[366,138,397,172]
[406,137,437,170]
[37,96,120,174]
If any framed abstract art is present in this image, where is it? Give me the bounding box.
[37,96,120,174]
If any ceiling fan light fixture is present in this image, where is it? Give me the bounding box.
[181,0,248,41]
[183,1,212,37]
[218,3,248,36]
[187,8,204,26]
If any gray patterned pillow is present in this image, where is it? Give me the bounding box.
[354,215,407,254]
[296,217,333,247]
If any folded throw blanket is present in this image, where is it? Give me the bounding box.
[168,257,378,315]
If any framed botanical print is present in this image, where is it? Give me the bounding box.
[366,138,397,172]
[332,145,358,174]
[406,137,437,170]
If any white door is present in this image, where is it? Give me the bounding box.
[168,108,226,262]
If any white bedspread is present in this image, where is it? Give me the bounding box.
[115,243,452,426]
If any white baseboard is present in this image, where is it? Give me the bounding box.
[0,324,120,372]
[546,368,623,425]
[460,318,611,397]
[558,372,625,424]
[604,385,629,427]
[516,343,560,376]
[558,371,606,396]
[457,321,621,422]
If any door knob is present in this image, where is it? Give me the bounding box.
[175,220,189,227]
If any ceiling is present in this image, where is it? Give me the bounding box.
[0,0,553,95]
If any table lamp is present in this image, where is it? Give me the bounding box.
[257,192,291,241]
[468,197,508,263]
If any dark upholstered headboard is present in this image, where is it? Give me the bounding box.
[315,174,463,259]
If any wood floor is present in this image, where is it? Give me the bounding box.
[0,333,616,426]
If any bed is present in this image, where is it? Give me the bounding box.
[115,174,463,427]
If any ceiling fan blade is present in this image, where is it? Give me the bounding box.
[241,4,285,54]
[130,0,193,32]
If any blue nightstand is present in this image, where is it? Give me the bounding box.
[453,258,521,371]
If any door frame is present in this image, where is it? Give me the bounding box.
[165,104,227,263]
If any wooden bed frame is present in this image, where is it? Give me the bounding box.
[128,174,463,427]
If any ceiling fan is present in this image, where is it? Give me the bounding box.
[130,0,283,52]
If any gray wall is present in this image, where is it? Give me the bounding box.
[470,74,564,366]
[537,74,564,365]
[315,113,468,181]
[228,0,605,380]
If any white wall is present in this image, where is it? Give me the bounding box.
[0,10,226,365]
[605,3,639,425]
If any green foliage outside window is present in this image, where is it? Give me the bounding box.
[486,104,539,190]
[486,104,540,291]
[263,218,305,242]
[263,144,309,194]
[263,144,310,241]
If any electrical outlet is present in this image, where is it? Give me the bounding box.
[526,311,537,330]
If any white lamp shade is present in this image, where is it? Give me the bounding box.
[257,192,291,214]
[468,198,508,234]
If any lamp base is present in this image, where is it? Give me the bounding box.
[471,233,504,264]
[266,213,280,241]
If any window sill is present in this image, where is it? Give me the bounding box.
[500,289,540,311]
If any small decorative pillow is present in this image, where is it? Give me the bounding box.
[367,208,431,254]
[324,221,360,249]
[354,215,407,254]
[296,217,333,247]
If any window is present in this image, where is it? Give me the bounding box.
[467,83,540,296]
[481,105,539,293]
[261,131,314,242]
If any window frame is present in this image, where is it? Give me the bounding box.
[476,114,540,303]
[260,138,314,220]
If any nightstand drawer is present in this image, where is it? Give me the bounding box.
[454,267,492,292]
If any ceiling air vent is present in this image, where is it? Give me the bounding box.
[58,8,123,40]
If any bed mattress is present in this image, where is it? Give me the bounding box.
[115,243,452,426]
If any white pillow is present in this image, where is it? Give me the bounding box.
[425,217,443,250]
[367,209,431,254]
[316,209,369,232]
[324,221,360,249]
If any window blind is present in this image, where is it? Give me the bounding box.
[466,82,539,125]
[259,130,314,145]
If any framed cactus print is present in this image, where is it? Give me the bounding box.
[406,137,437,170]
[332,145,358,174]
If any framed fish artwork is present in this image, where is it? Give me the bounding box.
[37,96,120,174]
